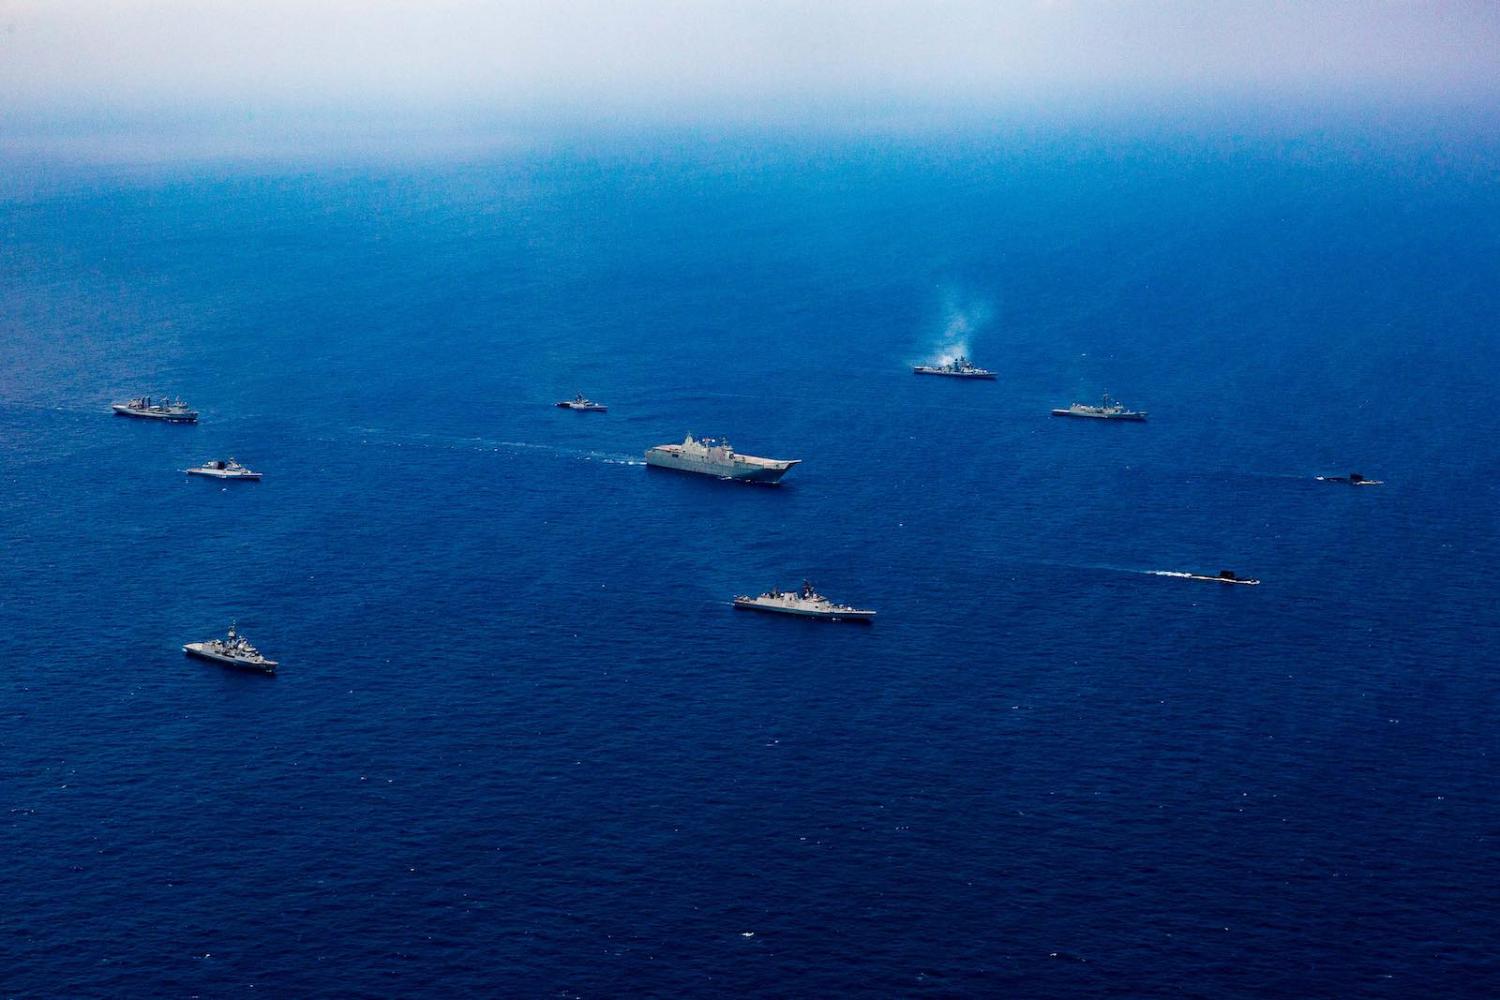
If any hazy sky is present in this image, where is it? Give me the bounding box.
[4,1,1497,122]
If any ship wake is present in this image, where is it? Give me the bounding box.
[328,429,644,467]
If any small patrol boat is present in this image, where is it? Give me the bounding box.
[112,396,198,423]
[556,394,607,412]
[1316,472,1382,486]
[184,622,278,673]
[1051,394,1147,421]
[185,458,262,481]
[913,355,996,379]
[733,581,876,621]
[1150,569,1261,586]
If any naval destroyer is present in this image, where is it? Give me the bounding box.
[184,623,278,673]
[733,581,876,621]
[1051,394,1146,421]
[185,458,262,480]
[912,356,996,379]
[644,434,800,484]
[112,396,198,423]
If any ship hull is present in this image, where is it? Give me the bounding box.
[184,644,277,673]
[733,599,875,621]
[113,405,198,423]
[557,403,607,411]
[913,368,996,380]
[644,450,798,484]
[185,469,262,480]
[1051,409,1147,421]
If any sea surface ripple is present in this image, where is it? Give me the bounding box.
[2,131,1498,997]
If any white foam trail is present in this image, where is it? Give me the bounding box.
[492,439,640,464]
[305,429,643,467]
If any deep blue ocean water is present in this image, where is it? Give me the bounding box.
[3,125,1499,997]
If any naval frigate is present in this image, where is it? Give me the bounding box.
[644,434,800,484]
[1051,394,1147,421]
[912,355,996,379]
[185,458,262,480]
[556,394,607,412]
[184,622,278,673]
[733,581,876,621]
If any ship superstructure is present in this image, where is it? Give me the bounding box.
[644,434,800,484]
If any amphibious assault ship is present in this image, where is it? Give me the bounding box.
[644,434,800,484]
[185,458,262,481]
[184,622,278,673]
[1051,394,1147,421]
[912,356,996,379]
[733,581,876,621]
[112,396,198,423]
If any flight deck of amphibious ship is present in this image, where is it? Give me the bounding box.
[644,434,800,484]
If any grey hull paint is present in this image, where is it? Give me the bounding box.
[185,470,262,480]
[113,405,198,423]
[733,600,875,621]
[913,369,996,380]
[1050,409,1146,421]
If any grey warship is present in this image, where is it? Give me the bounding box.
[913,355,996,379]
[185,458,262,481]
[184,622,278,673]
[112,396,198,423]
[1051,394,1147,421]
[556,394,607,412]
[644,434,800,484]
[733,581,876,621]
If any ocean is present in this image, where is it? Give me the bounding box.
[2,122,1498,997]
